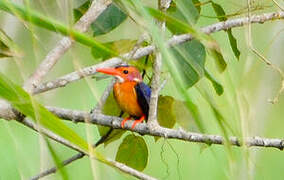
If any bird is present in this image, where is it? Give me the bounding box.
[96,65,151,129]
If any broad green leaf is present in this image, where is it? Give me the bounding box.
[0,72,89,152]
[146,6,227,73]
[173,100,198,131]
[74,2,127,36]
[167,0,199,34]
[73,0,91,22]
[92,3,127,36]
[171,40,206,88]
[211,2,240,60]
[92,39,137,60]
[155,95,176,142]
[205,69,224,95]
[99,93,126,146]
[115,135,148,171]
[157,95,176,128]
[0,1,117,58]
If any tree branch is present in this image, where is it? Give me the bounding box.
[147,0,171,130]
[30,128,114,180]
[0,105,156,180]
[32,11,284,94]
[23,0,112,93]
[44,106,284,150]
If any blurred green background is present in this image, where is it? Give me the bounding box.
[0,0,283,179]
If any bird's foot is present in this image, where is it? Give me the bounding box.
[121,117,131,128]
[131,115,145,129]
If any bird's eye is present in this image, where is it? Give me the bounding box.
[123,70,128,74]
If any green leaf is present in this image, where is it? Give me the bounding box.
[157,95,176,128]
[208,48,227,72]
[192,0,201,13]
[211,2,240,60]
[92,39,137,60]
[115,135,148,171]
[73,0,91,22]
[155,95,176,142]
[227,29,240,60]
[92,3,127,36]
[74,2,127,36]
[171,40,206,88]
[0,72,89,152]
[98,126,125,147]
[0,29,18,58]
[173,100,198,131]
[205,69,224,95]
[167,0,199,34]
[0,1,117,58]
[45,138,68,180]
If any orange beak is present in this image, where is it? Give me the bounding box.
[96,67,121,77]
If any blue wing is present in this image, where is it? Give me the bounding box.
[135,82,151,118]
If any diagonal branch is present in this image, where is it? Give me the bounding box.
[0,104,157,180]
[23,0,112,93]
[32,11,284,95]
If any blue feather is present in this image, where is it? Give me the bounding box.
[135,82,151,118]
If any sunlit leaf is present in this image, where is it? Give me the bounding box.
[171,40,206,88]
[115,134,148,171]
[92,3,127,36]
[211,2,240,60]
[205,69,224,95]
[173,100,198,131]
[92,39,136,60]
[157,95,176,128]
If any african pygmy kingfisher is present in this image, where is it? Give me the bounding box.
[96,65,151,129]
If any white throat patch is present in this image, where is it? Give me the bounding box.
[115,76,124,83]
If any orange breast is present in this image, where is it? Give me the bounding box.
[113,82,143,117]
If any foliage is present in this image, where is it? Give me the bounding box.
[0,0,282,179]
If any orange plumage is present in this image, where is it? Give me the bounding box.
[96,65,151,129]
[113,81,144,117]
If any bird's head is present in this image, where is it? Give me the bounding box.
[96,65,142,83]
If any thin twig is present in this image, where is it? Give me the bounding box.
[32,11,284,94]
[147,0,171,130]
[12,113,156,180]
[30,128,114,180]
[23,0,112,93]
[247,1,284,103]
